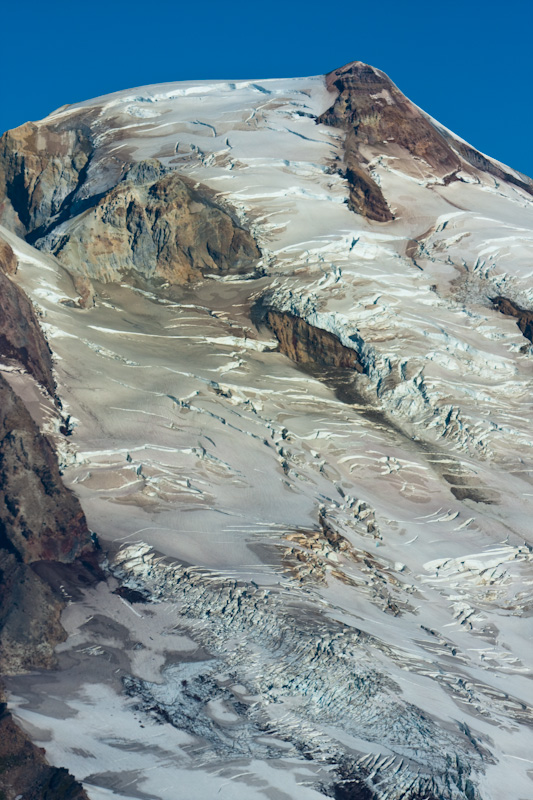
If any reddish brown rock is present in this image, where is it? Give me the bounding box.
[265,309,364,372]
[0,375,90,566]
[492,296,533,343]
[319,61,533,221]
[0,374,92,675]
[0,688,89,800]
[0,244,56,395]
[0,236,17,275]
[318,61,462,221]
[321,61,461,175]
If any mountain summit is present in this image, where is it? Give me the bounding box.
[0,62,532,800]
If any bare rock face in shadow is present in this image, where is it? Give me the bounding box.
[0,375,92,673]
[0,235,91,674]
[0,375,89,567]
[265,309,364,372]
[0,120,93,238]
[0,689,89,800]
[491,295,533,343]
[0,375,93,797]
[0,238,56,395]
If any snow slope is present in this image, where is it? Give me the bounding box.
[2,66,533,800]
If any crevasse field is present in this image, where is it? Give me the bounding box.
[3,70,533,800]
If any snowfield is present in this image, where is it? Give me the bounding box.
[2,66,533,800]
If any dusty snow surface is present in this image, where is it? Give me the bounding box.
[3,73,533,800]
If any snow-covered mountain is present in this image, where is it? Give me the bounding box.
[1,61,532,800]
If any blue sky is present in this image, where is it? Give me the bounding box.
[2,0,531,176]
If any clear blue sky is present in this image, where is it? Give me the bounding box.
[2,0,531,177]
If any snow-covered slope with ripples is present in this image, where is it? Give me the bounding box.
[2,62,533,800]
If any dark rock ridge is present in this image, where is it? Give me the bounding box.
[440,131,533,197]
[0,237,55,395]
[0,119,93,238]
[0,374,92,672]
[0,121,96,800]
[41,160,261,283]
[318,61,533,221]
[0,374,93,796]
[0,375,89,567]
[491,295,533,343]
[265,309,364,372]
[0,688,89,800]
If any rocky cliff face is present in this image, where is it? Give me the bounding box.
[0,120,260,285]
[0,374,92,796]
[0,237,17,275]
[40,160,261,283]
[0,374,91,673]
[0,375,89,567]
[492,295,533,344]
[265,309,364,372]
[0,375,92,798]
[0,688,89,800]
[0,120,93,239]
[318,61,533,221]
[0,237,55,395]
[320,61,461,173]
[0,232,92,794]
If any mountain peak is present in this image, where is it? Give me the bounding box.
[1,62,533,800]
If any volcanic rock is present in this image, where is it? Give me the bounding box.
[0,238,55,395]
[265,309,364,372]
[0,688,89,800]
[0,375,91,673]
[41,161,261,283]
[0,120,92,238]
[491,295,533,343]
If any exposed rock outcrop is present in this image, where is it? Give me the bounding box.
[0,120,97,799]
[341,160,394,223]
[320,62,461,174]
[0,373,95,796]
[0,122,261,286]
[318,61,533,221]
[0,550,66,675]
[0,120,93,238]
[0,375,89,567]
[0,236,17,275]
[318,61,461,221]
[265,309,364,372]
[441,132,533,197]
[492,295,533,343]
[0,238,55,395]
[40,161,261,283]
[0,688,89,800]
[0,374,92,673]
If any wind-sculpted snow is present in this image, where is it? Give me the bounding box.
[2,62,533,800]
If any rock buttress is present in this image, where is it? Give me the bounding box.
[0,374,92,673]
[0,237,55,395]
[44,162,261,284]
[265,309,364,372]
[0,688,89,800]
